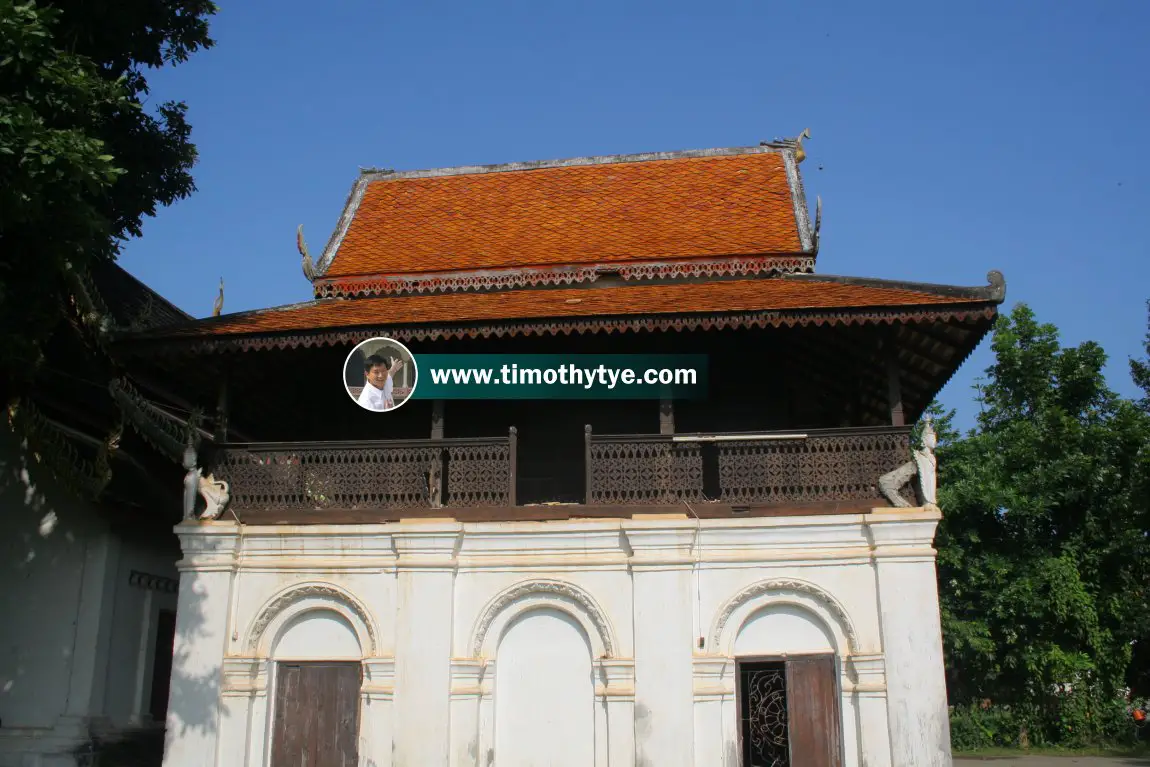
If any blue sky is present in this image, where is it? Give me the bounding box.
[120,0,1150,428]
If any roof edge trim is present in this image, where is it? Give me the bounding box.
[781,149,814,252]
[359,144,784,183]
[785,270,1007,303]
[313,254,816,298]
[118,304,1001,354]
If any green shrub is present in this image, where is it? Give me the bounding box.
[950,692,1144,752]
[950,703,1025,750]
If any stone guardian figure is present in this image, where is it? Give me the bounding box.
[878,415,938,508]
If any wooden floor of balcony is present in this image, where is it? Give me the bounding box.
[232,498,890,525]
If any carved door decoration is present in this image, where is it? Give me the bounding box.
[737,656,842,767]
[271,662,361,767]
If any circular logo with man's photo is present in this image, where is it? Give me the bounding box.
[344,338,419,412]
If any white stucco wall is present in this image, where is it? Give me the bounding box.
[0,432,180,767]
[165,507,952,767]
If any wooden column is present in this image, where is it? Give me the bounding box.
[214,376,229,442]
[884,334,905,427]
[430,400,445,440]
[659,398,675,435]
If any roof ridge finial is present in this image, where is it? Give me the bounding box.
[298,224,316,281]
[795,128,811,163]
[760,129,811,162]
[212,277,224,317]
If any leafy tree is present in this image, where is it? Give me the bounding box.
[935,304,1150,745]
[0,0,216,388]
[1133,300,1150,410]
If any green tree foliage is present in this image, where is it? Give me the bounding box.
[935,303,1150,747]
[0,0,216,385]
[1133,300,1150,410]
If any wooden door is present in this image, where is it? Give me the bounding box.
[786,655,843,767]
[737,655,843,767]
[271,662,361,767]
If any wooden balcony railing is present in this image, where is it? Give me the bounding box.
[207,429,517,511]
[584,425,913,506]
[207,425,914,513]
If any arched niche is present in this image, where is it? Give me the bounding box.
[273,609,362,660]
[245,582,379,658]
[734,603,837,656]
[470,579,616,660]
[711,578,858,658]
[494,608,596,767]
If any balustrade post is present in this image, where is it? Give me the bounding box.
[584,425,593,504]
[429,446,444,509]
[508,426,518,506]
[429,402,445,508]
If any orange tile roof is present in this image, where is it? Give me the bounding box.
[321,150,805,278]
[145,278,993,340]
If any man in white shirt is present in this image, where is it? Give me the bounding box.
[357,354,404,411]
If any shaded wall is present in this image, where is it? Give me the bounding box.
[0,429,180,766]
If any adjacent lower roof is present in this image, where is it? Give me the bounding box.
[314,146,811,285]
[118,272,1005,352]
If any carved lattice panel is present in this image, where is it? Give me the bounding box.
[588,440,705,505]
[214,439,511,511]
[445,442,511,506]
[213,451,307,509]
[741,665,790,767]
[303,447,439,509]
[718,430,911,504]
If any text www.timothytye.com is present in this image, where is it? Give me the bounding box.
[427,363,698,389]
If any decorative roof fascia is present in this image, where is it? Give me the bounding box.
[784,270,1006,304]
[127,303,1000,355]
[312,254,816,299]
[313,143,810,279]
[781,149,814,253]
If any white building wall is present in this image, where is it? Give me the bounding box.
[0,431,181,767]
[167,507,951,767]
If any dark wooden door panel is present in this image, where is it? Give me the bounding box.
[785,655,843,767]
[271,662,361,767]
[737,661,791,766]
[148,608,177,721]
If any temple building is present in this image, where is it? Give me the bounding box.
[0,263,197,767]
[101,138,1004,766]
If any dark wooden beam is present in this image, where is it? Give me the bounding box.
[774,336,887,424]
[826,325,936,394]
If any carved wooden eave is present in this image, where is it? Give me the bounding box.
[311,254,817,299]
[141,302,997,355]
